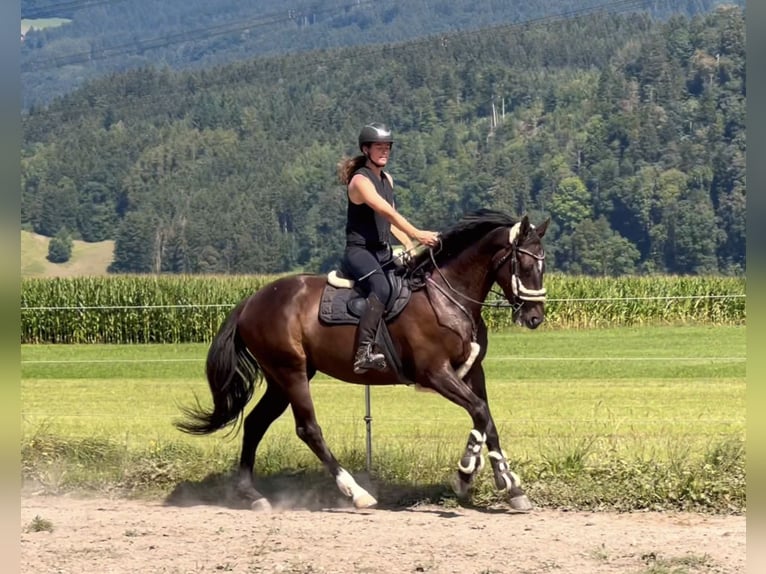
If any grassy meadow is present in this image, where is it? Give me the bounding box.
[21,230,114,278]
[22,324,745,512]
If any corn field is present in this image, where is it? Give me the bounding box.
[520,274,745,329]
[21,274,745,344]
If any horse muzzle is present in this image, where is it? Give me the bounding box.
[524,313,544,329]
[509,275,546,329]
[513,302,545,329]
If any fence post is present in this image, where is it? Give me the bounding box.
[364,385,373,472]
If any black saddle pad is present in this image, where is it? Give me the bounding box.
[319,283,411,326]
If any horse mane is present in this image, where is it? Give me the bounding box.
[410,208,519,271]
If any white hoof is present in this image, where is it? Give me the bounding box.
[250,497,272,513]
[353,492,378,509]
[337,468,377,508]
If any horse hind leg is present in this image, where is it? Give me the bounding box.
[278,368,377,509]
[236,379,290,512]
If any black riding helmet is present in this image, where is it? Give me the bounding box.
[358,123,394,152]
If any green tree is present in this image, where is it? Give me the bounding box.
[20,5,746,276]
[550,175,591,233]
[47,228,73,263]
[567,217,639,276]
[78,181,117,242]
[555,217,641,276]
[716,184,745,273]
[37,176,78,237]
[109,211,157,273]
[667,189,719,274]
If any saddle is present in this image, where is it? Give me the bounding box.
[318,244,431,326]
[319,259,424,382]
[318,267,411,326]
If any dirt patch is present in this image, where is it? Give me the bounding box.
[21,492,745,574]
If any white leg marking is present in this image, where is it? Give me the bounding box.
[336,468,377,509]
[456,342,482,379]
[476,452,486,473]
[250,498,272,513]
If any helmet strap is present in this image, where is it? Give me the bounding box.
[364,150,385,169]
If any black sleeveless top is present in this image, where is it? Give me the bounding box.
[345,166,394,249]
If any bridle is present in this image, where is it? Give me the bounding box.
[493,224,547,304]
[426,222,547,314]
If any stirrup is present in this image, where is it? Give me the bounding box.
[353,345,387,374]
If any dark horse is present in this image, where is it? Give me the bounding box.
[176,209,549,512]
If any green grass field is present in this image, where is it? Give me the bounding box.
[21,325,745,453]
[21,324,745,512]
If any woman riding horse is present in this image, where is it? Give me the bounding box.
[338,123,439,373]
[177,202,549,513]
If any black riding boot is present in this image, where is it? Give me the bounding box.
[353,293,387,374]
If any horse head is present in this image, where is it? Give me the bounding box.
[408,209,550,330]
[493,215,549,329]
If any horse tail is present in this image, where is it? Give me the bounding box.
[176,298,262,435]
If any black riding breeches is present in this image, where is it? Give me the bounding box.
[342,245,392,306]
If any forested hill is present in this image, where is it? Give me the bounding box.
[21,0,741,108]
[21,6,745,276]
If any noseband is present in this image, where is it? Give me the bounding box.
[494,224,547,304]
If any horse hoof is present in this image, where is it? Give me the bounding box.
[452,482,469,499]
[451,474,473,499]
[250,497,273,513]
[509,494,533,512]
[353,493,378,509]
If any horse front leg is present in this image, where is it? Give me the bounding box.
[464,364,533,512]
[417,364,494,499]
[454,428,487,498]
[486,450,530,510]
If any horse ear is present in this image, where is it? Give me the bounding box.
[518,215,531,239]
[535,218,551,239]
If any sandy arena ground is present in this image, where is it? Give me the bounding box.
[21,491,746,574]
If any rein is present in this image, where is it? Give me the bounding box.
[425,228,547,313]
[427,248,518,311]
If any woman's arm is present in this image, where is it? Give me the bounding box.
[390,225,414,250]
[348,173,438,246]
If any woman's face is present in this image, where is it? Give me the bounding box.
[366,142,392,166]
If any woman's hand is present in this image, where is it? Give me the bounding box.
[414,230,440,247]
